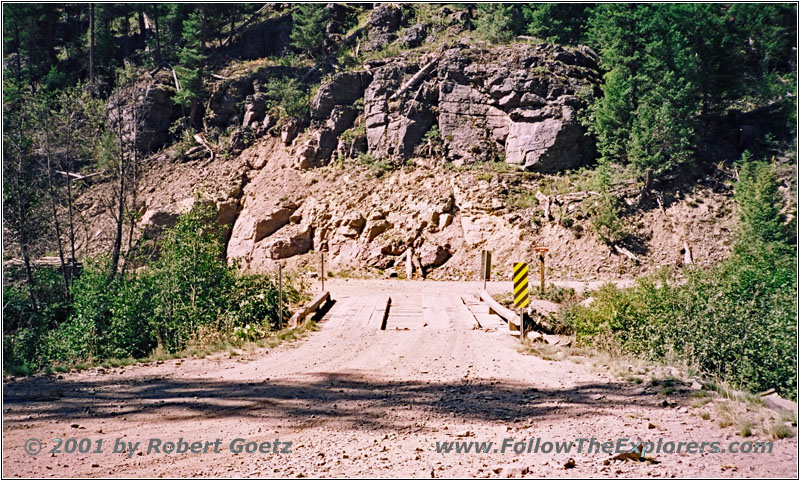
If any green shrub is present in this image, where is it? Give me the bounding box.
[589,193,629,245]
[149,201,234,351]
[106,274,156,359]
[43,258,113,364]
[358,152,393,177]
[559,160,797,399]
[264,77,308,120]
[4,201,308,374]
[475,4,521,43]
[226,273,302,331]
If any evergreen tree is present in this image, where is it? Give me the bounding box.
[474,4,521,43]
[586,4,700,173]
[522,3,590,44]
[173,8,206,126]
[290,4,328,57]
[734,156,792,252]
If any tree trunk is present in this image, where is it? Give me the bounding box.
[46,169,70,299]
[89,3,95,85]
[13,164,38,314]
[121,110,140,276]
[153,6,162,63]
[63,118,78,295]
[137,5,147,50]
[108,102,126,281]
[200,5,208,53]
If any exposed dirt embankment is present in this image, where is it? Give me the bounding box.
[74,128,740,282]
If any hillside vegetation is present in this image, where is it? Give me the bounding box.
[2,4,796,397]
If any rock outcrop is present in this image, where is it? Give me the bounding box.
[301,42,599,172]
[106,71,180,154]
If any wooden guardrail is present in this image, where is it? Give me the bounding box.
[478,289,559,334]
[478,289,519,329]
[289,291,331,327]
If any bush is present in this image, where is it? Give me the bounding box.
[559,160,797,399]
[42,258,112,364]
[264,77,308,120]
[225,274,302,331]
[589,193,629,245]
[106,274,156,359]
[475,4,521,43]
[358,152,394,177]
[149,201,234,351]
[4,202,307,373]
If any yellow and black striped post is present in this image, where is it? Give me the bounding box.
[513,262,530,309]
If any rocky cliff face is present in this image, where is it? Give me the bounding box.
[75,9,741,282]
[303,42,600,172]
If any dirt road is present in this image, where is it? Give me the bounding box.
[3,280,796,477]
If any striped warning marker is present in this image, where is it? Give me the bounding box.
[513,262,530,309]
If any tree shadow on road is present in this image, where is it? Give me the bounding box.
[3,372,666,431]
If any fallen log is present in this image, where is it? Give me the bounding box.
[613,244,640,263]
[55,171,101,181]
[193,133,215,162]
[289,291,331,327]
[390,52,443,100]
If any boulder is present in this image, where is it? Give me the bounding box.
[364,4,406,50]
[364,220,392,241]
[400,23,427,48]
[438,213,454,231]
[242,93,267,128]
[257,225,313,260]
[326,105,359,136]
[253,207,296,242]
[293,129,338,169]
[763,393,798,414]
[228,127,253,154]
[140,209,179,229]
[419,243,452,269]
[310,71,371,121]
[505,117,593,172]
[217,200,240,227]
[281,118,301,145]
[369,4,404,31]
[336,212,367,238]
[365,245,394,269]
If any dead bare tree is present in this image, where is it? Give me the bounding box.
[106,77,149,280]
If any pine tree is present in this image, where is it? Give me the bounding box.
[522,4,589,44]
[734,156,791,252]
[290,4,328,58]
[475,4,520,43]
[174,8,205,126]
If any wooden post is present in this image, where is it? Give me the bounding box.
[534,247,549,292]
[278,263,283,329]
[539,253,545,291]
[481,250,491,290]
[321,252,325,291]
